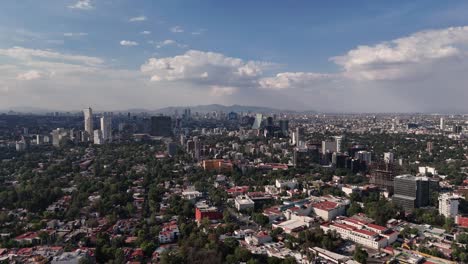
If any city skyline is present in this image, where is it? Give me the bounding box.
[2,1,468,112]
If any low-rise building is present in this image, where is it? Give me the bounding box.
[235,195,255,211]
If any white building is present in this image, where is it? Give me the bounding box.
[16,141,26,151]
[321,217,398,250]
[384,152,394,164]
[440,117,445,130]
[334,136,343,153]
[275,179,298,189]
[93,130,103,145]
[418,166,438,175]
[438,193,459,218]
[312,200,346,221]
[100,113,112,143]
[83,107,93,141]
[235,195,255,211]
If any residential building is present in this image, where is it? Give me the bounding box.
[438,193,459,218]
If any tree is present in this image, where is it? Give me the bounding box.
[353,246,368,264]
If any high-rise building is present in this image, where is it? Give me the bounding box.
[83,107,93,140]
[369,162,401,194]
[322,140,337,154]
[440,117,445,130]
[150,116,172,137]
[252,114,263,130]
[100,113,112,143]
[296,127,305,147]
[355,150,372,165]
[94,129,103,145]
[279,120,289,136]
[383,152,394,164]
[393,175,433,212]
[334,136,343,153]
[167,142,177,157]
[438,193,459,218]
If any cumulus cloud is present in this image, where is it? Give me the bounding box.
[140,31,151,35]
[68,0,93,10]
[16,70,42,81]
[129,16,147,22]
[259,72,332,89]
[140,50,270,88]
[170,26,184,33]
[331,26,468,80]
[151,39,188,49]
[120,40,139,46]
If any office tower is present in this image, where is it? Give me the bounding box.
[296,127,305,147]
[183,108,191,120]
[167,142,177,157]
[322,140,337,154]
[383,152,394,164]
[180,134,186,146]
[150,116,172,137]
[453,125,463,134]
[355,150,372,165]
[279,120,289,136]
[293,147,319,168]
[438,193,459,218]
[440,117,444,130]
[36,135,43,145]
[393,175,432,212]
[100,113,112,143]
[51,128,67,147]
[193,136,201,160]
[252,114,263,129]
[16,141,26,151]
[93,130,103,145]
[334,136,343,153]
[83,107,93,140]
[23,127,29,136]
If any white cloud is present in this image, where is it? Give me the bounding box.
[120,40,139,46]
[64,32,88,37]
[209,86,238,96]
[140,50,270,88]
[259,72,332,89]
[152,39,188,49]
[331,26,468,80]
[170,26,184,33]
[0,46,103,66]
[68,0,93,10]
[140,31,151,35]
[16,70,42,81]
[129,16,147,22]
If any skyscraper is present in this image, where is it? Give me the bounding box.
[252,114,263,130]
[279,120,289,136]
[83,107,93,140]
[334,135,343,153]
[150,116,172,137]
[100,113,112,143]
[393,175,434,212]
[440,117,445,130]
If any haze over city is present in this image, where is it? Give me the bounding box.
[2,1,468,112]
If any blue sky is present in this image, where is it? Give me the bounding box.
[2,0,468,112]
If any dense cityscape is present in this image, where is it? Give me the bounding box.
[0,107,467,263]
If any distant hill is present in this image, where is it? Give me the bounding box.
[153,104,309,114]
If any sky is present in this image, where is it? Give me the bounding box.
[2,0,468,113]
